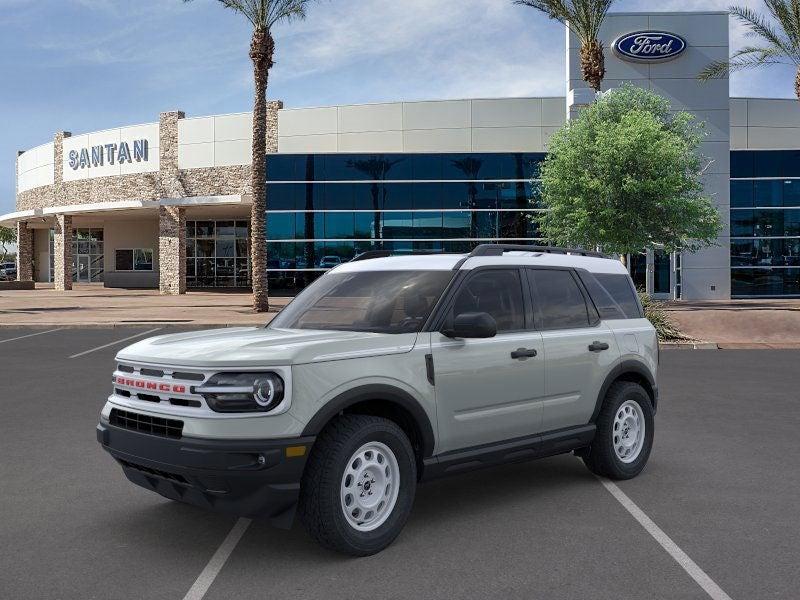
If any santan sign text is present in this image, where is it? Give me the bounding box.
[68,139,149,170]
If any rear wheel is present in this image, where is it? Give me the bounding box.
[582,381,654,480]
[299,414,416,556]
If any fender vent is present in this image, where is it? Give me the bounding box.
[109,408,183,439]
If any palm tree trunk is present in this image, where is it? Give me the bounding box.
[250,29,274,312]
[580,40,605,92]
[796,67,800,102]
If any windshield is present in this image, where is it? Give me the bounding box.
[269,270,454,334]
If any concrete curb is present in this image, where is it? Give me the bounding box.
[661,341,719,350]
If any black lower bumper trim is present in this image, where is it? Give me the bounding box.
[97,422,315,528]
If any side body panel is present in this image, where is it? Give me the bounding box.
[430,330,546,454]
[540,323,620,431]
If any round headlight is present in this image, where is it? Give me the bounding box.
[254,377,276,407]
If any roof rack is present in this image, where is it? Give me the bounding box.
[469,244,608,259]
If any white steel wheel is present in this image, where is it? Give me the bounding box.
[613,400,646,463]
[340,441,400,532]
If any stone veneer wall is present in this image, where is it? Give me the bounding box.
[53,214,73,291]
[15,102,282,293]
[158,206,186,295]
[16,221,33,281]
[16,102,283,211]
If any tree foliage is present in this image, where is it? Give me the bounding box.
[698,2,800,100]
[515,0,615,91]
[0,226,15,262]
[537,84,722,256]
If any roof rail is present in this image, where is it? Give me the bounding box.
[469,243,608,258]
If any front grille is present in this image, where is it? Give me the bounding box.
[118,459,188,484]
[109,408,183,439]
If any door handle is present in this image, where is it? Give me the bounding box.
[588,341,610,352]
[511,348,538,360]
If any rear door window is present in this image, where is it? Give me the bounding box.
[528,269,591,329]
[579,272,642,319]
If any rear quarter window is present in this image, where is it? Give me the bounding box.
[579,272,643,319]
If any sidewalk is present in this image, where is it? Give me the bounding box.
[664,299,800,348]
[0,284,288,327]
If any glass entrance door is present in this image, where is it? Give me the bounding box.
[77,256,90,282]
[653,250,672,298]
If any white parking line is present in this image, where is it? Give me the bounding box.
[68,328,162,359]
[0,328,63,345]
[597,476,734,600]
[182,518,252,600]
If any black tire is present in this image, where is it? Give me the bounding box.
[582,381,654,480]
[298,414,417,556]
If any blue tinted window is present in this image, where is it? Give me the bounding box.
[730,210,753,237]
[355,213,377,239]
[267,184,298,210]
[754,151,783,177]
[266,213,295,240]
[353,183,379,210]
[730,151,754,178]
[783,180,800,207]
[266,155,297,181]
[382,212,413,239]
[411,182,442,209]
[325,213,354,238]
[442,212,472,237]
[754,180,783,207]
[412,155,442,180]
[441,183,470,209]
[730,181,753,208]
[732,268,800,296]
[413,212,443,238]
[382,183,413,210]
[324,183,354,210]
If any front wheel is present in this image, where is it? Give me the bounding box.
[582,381,654,480]
[298,414,417,556]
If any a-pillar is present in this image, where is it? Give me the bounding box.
[16,221,33,282]
[53,214,73,291]
[158,205,186,295]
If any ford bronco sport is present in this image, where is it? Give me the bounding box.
[97,244,658,556]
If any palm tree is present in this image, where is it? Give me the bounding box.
[185,0,314,312]
[515,0,615,92]
[699,2,800,101]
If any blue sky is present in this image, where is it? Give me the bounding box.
[1,0,797,215]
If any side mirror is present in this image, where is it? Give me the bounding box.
[442,312,497,339]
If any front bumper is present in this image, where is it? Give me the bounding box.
[97,422,315,528]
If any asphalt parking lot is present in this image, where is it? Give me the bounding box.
[1,327,798,600]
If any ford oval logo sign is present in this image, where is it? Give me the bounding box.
[613,31,687,62]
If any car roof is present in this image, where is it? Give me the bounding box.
[333,252,629,275]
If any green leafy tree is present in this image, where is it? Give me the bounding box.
[699,2,800,100]
[537,84,722,264]
[0,226,15,263]
[184,0,315,311]
[515,0,615,91]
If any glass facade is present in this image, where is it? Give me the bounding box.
[731,151,800,296]
[186,220,251,288]
[264,153,546,293]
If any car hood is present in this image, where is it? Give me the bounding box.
[115,327,419,368]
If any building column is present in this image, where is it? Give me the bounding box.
[53,214,73,291]
[16,221,33,282]
[159,205,186,295]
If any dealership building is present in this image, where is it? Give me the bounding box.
[4,10,800,299]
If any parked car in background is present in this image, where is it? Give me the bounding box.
[1,262,16,280]
[319,255,343,269]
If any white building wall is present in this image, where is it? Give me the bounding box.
[177,112,253,169]
[568,11,731,300]
[730,98,800,150]
[17,142,55,193]
[274,98,565,154]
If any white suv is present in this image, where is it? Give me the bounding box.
[97,244,658,556]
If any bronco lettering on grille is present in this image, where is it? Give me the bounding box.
[112,376,186,394]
